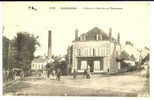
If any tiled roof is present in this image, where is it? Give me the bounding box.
[79,27,109,41]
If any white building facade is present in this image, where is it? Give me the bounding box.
[71,27,121,73]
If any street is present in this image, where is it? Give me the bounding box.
[3,71,149,97]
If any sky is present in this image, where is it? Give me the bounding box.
[2,2,150,56]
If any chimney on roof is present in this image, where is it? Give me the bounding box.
[109,28,112,41]
[48,30,52,57]
[117,32,120,43]
[75,29,78,41]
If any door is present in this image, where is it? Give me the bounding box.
[88,60,94,72]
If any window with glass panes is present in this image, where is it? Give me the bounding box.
[94,60,100,70]
[81,60,87,70]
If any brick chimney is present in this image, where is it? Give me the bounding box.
[109,28,112,41]
[117,32,120,43]
[75,29,78,41]
[48,30,52,57]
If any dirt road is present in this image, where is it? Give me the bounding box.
[3,71,149,96]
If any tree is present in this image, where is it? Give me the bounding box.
[130,54,136,61]
[119,50,130,61]
[12,32,40,72]
[141,53,150,65]
[2,36,10,70]
[125,41,133,46]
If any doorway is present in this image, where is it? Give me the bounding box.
[87,60,94,72]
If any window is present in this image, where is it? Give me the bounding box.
[104,47,106,56]
[90,48,93,56]
[39,64,41,69]
[100,59,104,70]
[81,61,87,70]
[85,48,88,56]
[93,48,95,56]
[77,60,81,70]
[106,45,110,56]
[36,64,37,69]
[87,48,89,56]
[95,48,98,56]
[78,49,81,56]
[34,64,35,69]
[94,60,100,71]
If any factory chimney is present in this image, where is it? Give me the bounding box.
[75,29,78,41]
[48,30,52,57]
[117,32,120,43]
[109,28,112,41]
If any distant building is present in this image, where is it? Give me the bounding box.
[68,27,121,73]
[31,57,52,71]
[121,43,141,62]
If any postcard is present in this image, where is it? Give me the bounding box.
[2,1,150,97]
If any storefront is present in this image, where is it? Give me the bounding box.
[77,57,104,72]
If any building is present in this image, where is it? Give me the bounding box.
[68,27,121,73]
[31,57,53,71]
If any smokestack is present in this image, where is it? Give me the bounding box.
[109,28,112,41]
[96,34,99,40]
[75,29,78,41]
[48,30,52,57]
[117,32,120,43]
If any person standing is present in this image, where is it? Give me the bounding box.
[52,70,56,80]
[87,68,91,79]
[56,68,61,81]
[73,69,77,79]
[83,69,87,78]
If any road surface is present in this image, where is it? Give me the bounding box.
[3,71,149,96]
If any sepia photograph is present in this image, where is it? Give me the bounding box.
[1,1,150,97]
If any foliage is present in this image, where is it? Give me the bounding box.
[130,54,136,61]
[125,41,133,46]
[141,53,150,65]
[118,50,130,61]
[11,32,40,72]
[45,55,68,75]
[2,36,10,70]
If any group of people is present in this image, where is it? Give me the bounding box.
[73,68,91,79]
[4,69,24,82]
[41,68,91,81]
[42,68,62,81]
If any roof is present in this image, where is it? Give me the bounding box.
[74,27,117,42]
[86,27,108,40]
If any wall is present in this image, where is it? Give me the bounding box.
[72,40,121,73]
[72,41,115,73]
